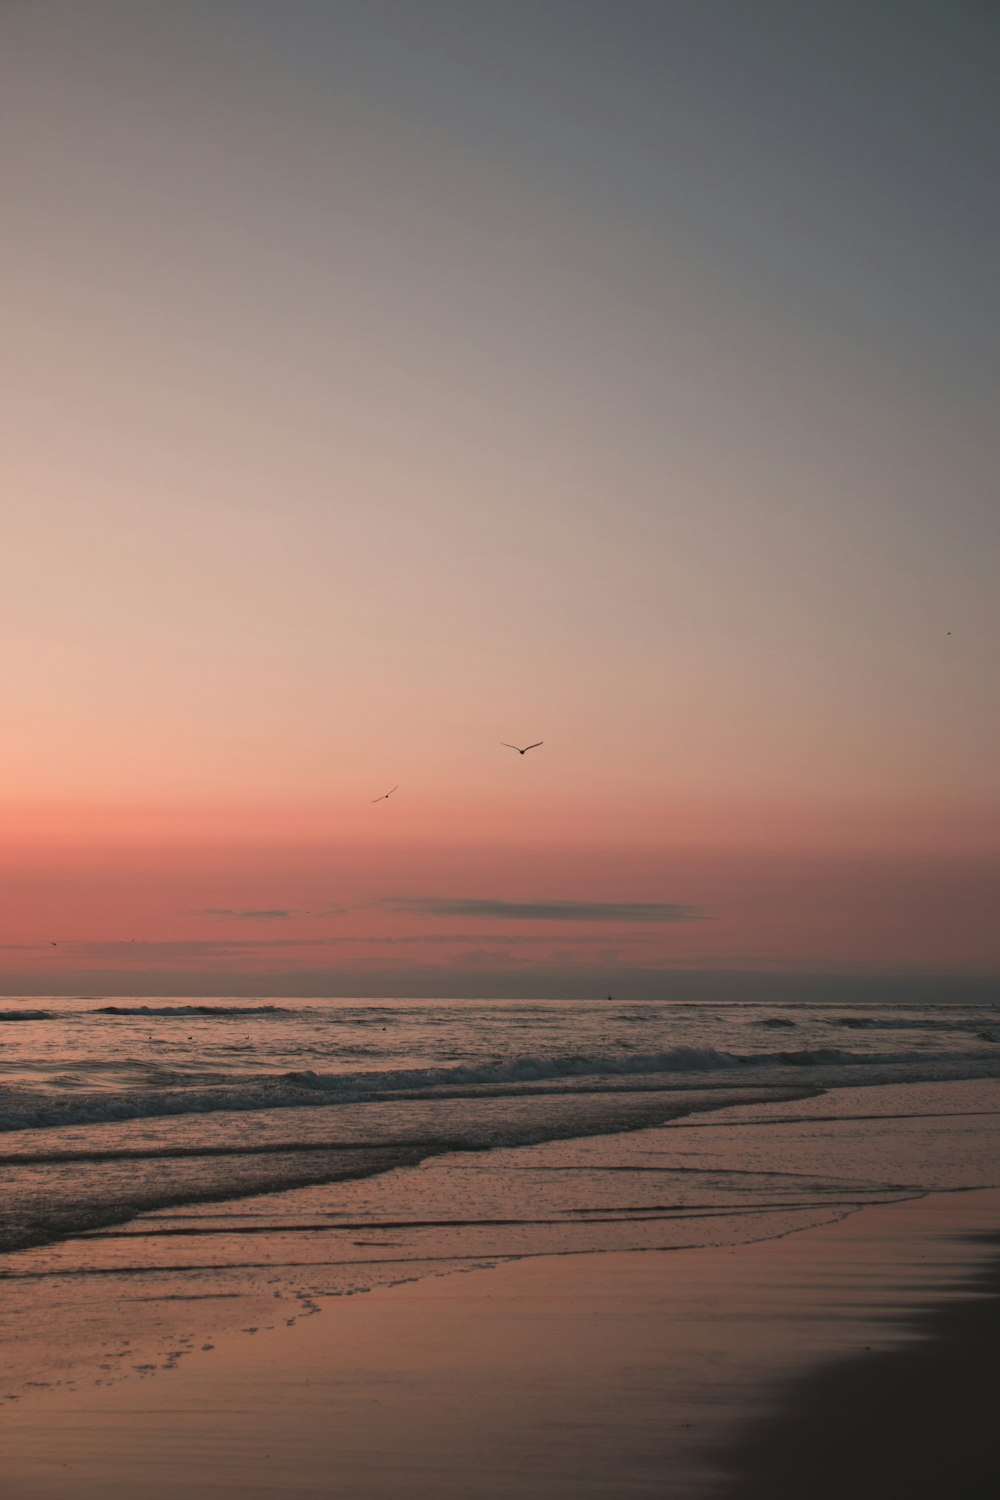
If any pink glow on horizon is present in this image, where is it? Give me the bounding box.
[2,823,997,992]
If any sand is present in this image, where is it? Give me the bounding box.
[3,1187,1000,1498]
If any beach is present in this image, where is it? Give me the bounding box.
[2,1186,999,1498]
[1,1000,999,1499]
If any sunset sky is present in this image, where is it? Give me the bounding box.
[3,0,998,997]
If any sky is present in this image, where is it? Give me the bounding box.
[2,0,998,997]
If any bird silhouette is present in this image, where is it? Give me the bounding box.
[371,785,399,802]
[502,741,543,755]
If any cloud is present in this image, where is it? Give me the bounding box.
[380,898,702,923]
[195,907,346,920]
[55,939,337,958]
[197,908,297,920]
[347,931,641,948]
[22,932,649,961]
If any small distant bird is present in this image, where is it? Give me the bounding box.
[502,741,543,755]
[371,785,399,802]
[49,941,58,947]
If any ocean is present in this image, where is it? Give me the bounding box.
[2,993,999,1398]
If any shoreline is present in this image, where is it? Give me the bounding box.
[3,1186,1000,1497]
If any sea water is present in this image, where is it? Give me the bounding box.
[1,994,999,1397]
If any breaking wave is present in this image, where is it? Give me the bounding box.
[93,1004,288,1017]
[1,1042,985,1135]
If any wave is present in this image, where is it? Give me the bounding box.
[0,1042,975,1135]
[830,1014,988,1032]
[0,1010,53,1022]
[93,1004,289,1017]
[283,1045,864,1094]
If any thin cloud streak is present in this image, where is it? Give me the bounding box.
[381,898,703,923]
[195,908,347,920]
[198,908,297,920]
[53,939,338,957]
[35,932,642,959]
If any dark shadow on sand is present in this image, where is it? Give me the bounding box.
[714,1232,1000,1500]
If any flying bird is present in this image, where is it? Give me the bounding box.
[502,741,543,755]
[371,785,399,802]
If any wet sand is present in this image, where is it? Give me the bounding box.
[718,1250,1000,1500]
[2,1188,999,1498]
